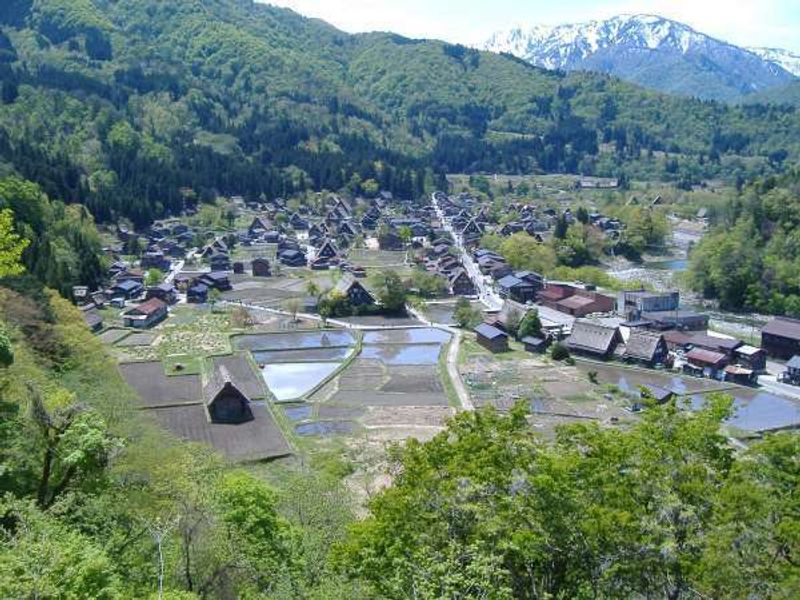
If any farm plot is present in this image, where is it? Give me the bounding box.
[222,285,298,306]
[153,403,291,461]
[336,314,422,328]
[99,328,130,345]
[324,358,449,408]
[253,347,352,363]
[423,301,484,326]
[119,361,202,407]
[380,366,444,394]
[235,330,355,351]
[116,333,156,347]
[362,328,450,345]
[348,249,407,268]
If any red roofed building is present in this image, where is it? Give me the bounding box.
[123,298,168,329]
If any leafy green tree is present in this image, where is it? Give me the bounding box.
[453,297,481,328]
[0,499,122,600]
[145,268,165,287]
[499,233,557,273]
[375,271,407,314]
[550,342,570,361]
[0,322,12,367]
[516,309,542,339]
[338,397,745,599]
[0,208,28,277]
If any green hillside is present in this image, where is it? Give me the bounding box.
[746,80,800,107]
[0,0,797,228]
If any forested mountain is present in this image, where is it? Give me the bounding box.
[484,14,798,102]
[0,0,798,229]
[747,80,800,107]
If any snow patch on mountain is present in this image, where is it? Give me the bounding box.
[748,47,800,77]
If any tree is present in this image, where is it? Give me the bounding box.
[207,288,222,310]
[516,309,542,340]
[26,385,117,510]
[338,397,745,599]
[284,297,302,322]
[500,233,557,274]
[306,280,321,299]
[550,342,570,361]
[375,271,407,314]
[398,225,413,246]
[453,297,481,328]
[504,307,522,338]
[0,499,122,599]
[0,209,28,277]
[0,321,13,367]
[146,268,165,287]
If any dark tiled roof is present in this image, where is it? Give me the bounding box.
[763,317,800,341]
[686,348,727,366]
[690,334,742,352]
[125,297,167,317]
[474,323,507,340]
[624,331,664,361]
[567,321,620,354]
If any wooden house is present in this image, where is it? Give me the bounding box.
[521,336,549,353]
[762,317,800,359]
[204,366,253,424]
[187,283,209,304]
[333,275,376,307]
[251,258,271,277]
[122,298,168,329]
[780,356,800,385]
[109,279,143,300]
[497,275,537,303]
[566,321,622,359]
[449,269,476,296]
[684,348,728,377]
[279,249,305,267]
[474,323,509,353]
[622,331,668,367]
[146,283,178,304]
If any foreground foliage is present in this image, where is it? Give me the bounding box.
[0,280,363,598]
[338,400,800,599]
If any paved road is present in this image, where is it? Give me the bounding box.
[164,259,184,285]
[430,192,502,311]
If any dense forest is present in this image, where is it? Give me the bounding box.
[0,0,798,229]
[688,168,800,315]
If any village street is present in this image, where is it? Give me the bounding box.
[431,192,503,311]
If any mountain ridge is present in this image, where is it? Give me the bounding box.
[484,14,798,101]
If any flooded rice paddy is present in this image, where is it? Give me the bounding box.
[362,328,451,345]
[360,343,443,365]
[283,404,313,422]
[295,421,356,437]
[262,362,341,400]
[235,330,355,351]
[578,363,800,432]
[253,347,352,363]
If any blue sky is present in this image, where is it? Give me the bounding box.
[265,0,799,52]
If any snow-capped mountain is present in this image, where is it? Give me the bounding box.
[484,15,798,102]
[747,47,800,78]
